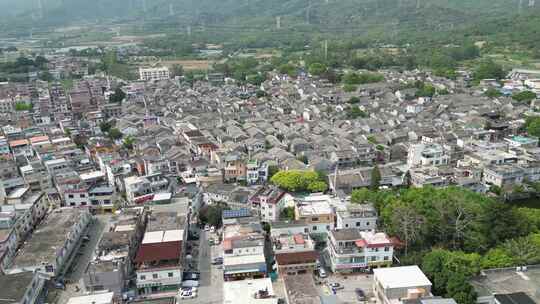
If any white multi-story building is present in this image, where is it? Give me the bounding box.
[373,266,432,304]
[336,203,378,231]
[139,67,170,81]
[407,143,450,168]
[327,229,393,273]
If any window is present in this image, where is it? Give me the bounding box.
[168,272,174,278]
[312,217,319,222]
[384,247,389,252]
[366,222,370,226]
[312,226,317,231]
[384,256,389,261]
[356,222,360,227]
[345,224,349,228]
[80,194,86,198]
[371,256,376,261]
[140,275,146,280]
[326,225,330,230]
[68,194,74,199]
[152,274,158,279]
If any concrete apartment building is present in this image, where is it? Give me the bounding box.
[327,229,394,273]
[134,212,187,295]
[336,203,378,231]
[6,208,92,278]
[139,67,170,81]
[272,232,318,275]
[0,271,47,304]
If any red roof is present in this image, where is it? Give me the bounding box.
[135,241,181,263]
[355,239,367,247]
[275,251,318,265]
[293,234,305,245]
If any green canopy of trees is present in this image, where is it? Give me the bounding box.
[342,72,384,85]
[368,187,533,254]
[484,88,502,98]
[308,62,327,76]
[526,117,540,138]
[512,90,537,103]
[271,170,328,193]
[346,106,368,119]
[473,60,505,80]
[280,206,295,221]
[199,203,230,228]
[14,102,32,111]
[109,87,126,103]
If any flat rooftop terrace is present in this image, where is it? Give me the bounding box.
[10,208,87,270]
[471,267,540,303]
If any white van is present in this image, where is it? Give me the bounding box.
[318,268,327,278]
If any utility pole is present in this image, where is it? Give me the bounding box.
[324,40,328,61]
[306,0,311,24]
[276,16,281,29]
[187,25,192,37]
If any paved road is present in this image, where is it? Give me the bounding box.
[55,215,110,304]
[179,230,223,304]
[198,230,211,286]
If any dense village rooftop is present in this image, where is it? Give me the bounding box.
[9,208,87,272]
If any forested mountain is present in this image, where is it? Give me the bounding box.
[1,0,536,32]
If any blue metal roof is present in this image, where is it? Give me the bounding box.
[222,208,251,219]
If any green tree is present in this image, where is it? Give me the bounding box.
[198,203,230,228]
[100,121,112,133]
[348,96,360,104]
[280,206,295,221]
[39,71,54,82]
[109,87,126,103]
[370,165,381,191]
[268,165,279,180]
[307,181,328,193]
[512,91,537,103]
[473,60,505,80]
[108,128,123,140]
[351,188,372,204]
[347,106,368,119]
[343,84,357,92]
[481,248,514,269]
[123,136,135,150]
[308,63,327,76]
[14,102,32,111]
[170,64,184,77]
[484,88,502,98]
[271,170,327,193]
[527,118,540,138]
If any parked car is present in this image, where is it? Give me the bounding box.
[182,272,200,281]
[179,290,197,299]
[317,268,327,278]
[179,287,198,293]
[328,283,344,290]
[204,224,210,231]
[212,257,223,265]
[355,288,366,301]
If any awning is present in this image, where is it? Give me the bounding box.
[355,239,367,247]
[224,268,263,275]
